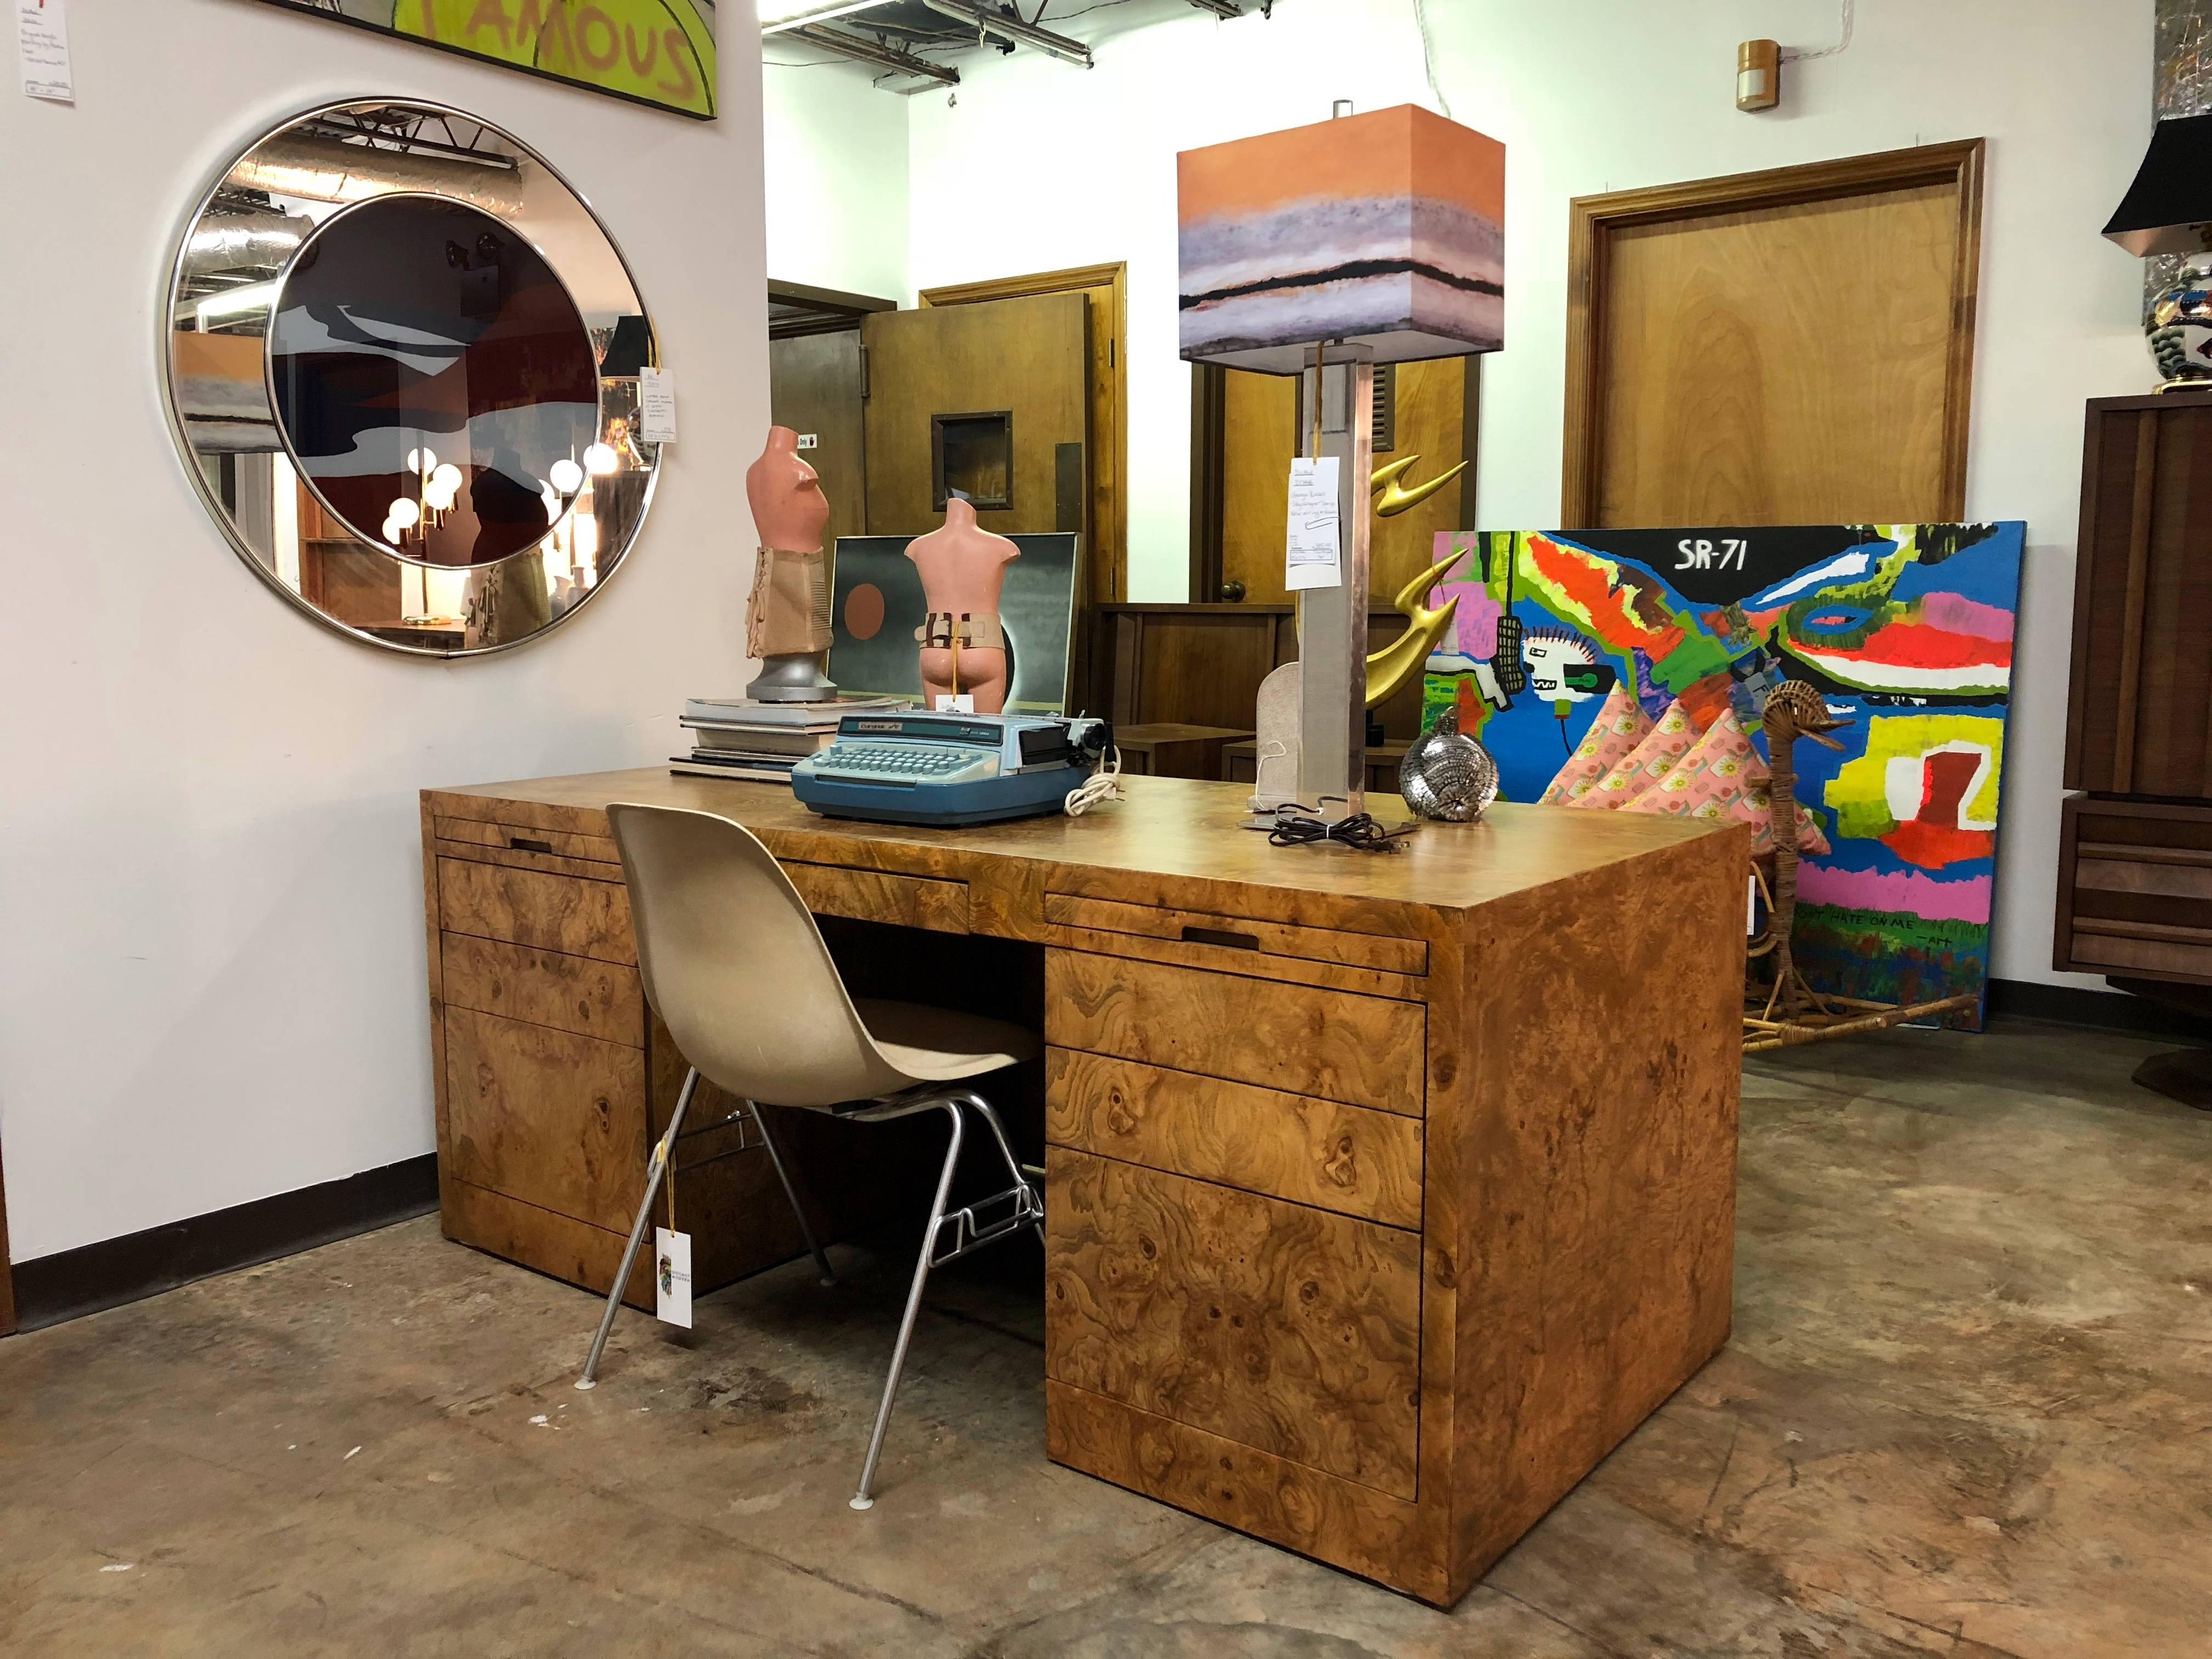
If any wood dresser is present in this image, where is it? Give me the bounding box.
[2055,390,2212,994]
[421,769,1747,1606]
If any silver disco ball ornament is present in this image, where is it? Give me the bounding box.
[1398,707,1499,822]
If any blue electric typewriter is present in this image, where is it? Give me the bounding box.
[791,712,1111,827]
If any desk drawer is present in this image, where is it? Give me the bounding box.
[439,857,635,966]
[1046,952,1425,1116]
[1046,1050,1420,1229]
[442,933,645,1046]
[1045,893,1425,977]
[444,1006,646,1232]
[1045,1148,1421,1499]
[436,815,622,866]
[784,861,970,934]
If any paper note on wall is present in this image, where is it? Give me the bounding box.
[1285,457,1341,591]
[639,366,678,444]
[17,0,71,101]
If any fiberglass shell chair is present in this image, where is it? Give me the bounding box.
[575,803,1043,1509]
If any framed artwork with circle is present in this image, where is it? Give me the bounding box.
[828,533,1081,714]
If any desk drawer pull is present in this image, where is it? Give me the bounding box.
[1181,924,1259,951]
[509,835,554,855]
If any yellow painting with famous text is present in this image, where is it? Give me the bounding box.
[251,1,716,120]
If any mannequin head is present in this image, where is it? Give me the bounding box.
[744,426,829,552]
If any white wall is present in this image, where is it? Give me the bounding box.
[899,0,2152,992]
[761,54,910,300]
[0,3,771,1262]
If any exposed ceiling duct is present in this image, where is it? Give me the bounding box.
[788,21,961,83]
[179,213,317,283]
[921,0,1092,67]
[224,132,526,217]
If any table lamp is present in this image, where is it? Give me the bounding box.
[1180,104,1505,815]
[2104,111,2212,386]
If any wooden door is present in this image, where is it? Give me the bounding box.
[921,265,1127,602]
[1212,358,1472,607]
[1564,141,1982,527]
[769,330,868,547]
[865,292,1090,552]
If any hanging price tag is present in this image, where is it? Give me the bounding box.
[1285,456,1341,591]
[16,0,72,101]
[653,1226,692,1328]
[639,366,678,444]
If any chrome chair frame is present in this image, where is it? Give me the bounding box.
[574,1067,1042,1510]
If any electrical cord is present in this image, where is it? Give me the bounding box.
[1411,0,1451,119]
[1064,744,1124,816]
[1246,800,1419,853]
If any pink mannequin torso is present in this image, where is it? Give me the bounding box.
[907,498,1019,713]
[745,426,828,554]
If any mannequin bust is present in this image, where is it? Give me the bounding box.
[742,427,837,702]
[907,496,1020,714]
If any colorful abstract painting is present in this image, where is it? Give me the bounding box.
[1420,524,2025,1026]
[250,1,717,120]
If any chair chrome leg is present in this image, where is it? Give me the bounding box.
[748,1099,835,1286]
[961,1092,1046,1249]
[576,1067,698,1390]
[850,1098,964,1510]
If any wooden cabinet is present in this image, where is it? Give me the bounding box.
[2056,391,2212,984]
[421,769,1745,1606]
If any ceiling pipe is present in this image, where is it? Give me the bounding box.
[225,132,526,215]
[919,0,1093,67]
[787,22,962,84]
[1186,0,1243,15]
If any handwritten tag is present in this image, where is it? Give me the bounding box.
[17,0,71,101]
[1285,457,1340,591]
[654,1226,692,1328]
[932,693,977,713]
[639,366,678,444]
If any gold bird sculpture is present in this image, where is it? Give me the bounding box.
[1364,545,1466,708]
[1372,453,1469,517]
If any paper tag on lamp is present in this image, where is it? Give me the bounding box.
[1285,457,1341,591]
[639,366,678,444]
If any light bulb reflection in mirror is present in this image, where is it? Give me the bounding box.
[549,458,585,495]
[406,447,438,475]
[584,442,618,476]
[388,498,421,529]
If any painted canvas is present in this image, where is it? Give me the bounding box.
[250,2,717,120]
[1420,524,2025,1026]
[829,534,1080,714]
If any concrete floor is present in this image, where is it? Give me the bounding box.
[3,1020,2209,1658]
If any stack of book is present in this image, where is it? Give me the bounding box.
[670,696,905,783]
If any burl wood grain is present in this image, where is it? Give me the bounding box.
[1045,1148,1423,1499]
[444,1178,653,1311]
[1045,1381,1435,1598]
[443,1007,647,1234]
[1446,831,1747,1599]
[438,857,635,966]
[433,815,622,864]
[1045,1049,1422,1230]
[1046,951,1425,1117]
[1043,893,1427,975]
[441,933,645,1047]
[782,861,970,934]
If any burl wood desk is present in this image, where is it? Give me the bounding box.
[420,770,1746,1606]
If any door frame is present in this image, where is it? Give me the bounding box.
[1561,139,1984,527]
[920,262,1127,603]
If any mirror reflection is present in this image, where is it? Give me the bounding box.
[164,102,660,654]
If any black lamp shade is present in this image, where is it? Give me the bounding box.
[600,314,652,377]
[2105,112,2212,255]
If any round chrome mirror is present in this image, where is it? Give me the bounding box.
[162,100,661,656]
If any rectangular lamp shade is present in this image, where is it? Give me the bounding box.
[1178,104,1504,374]
[2104,111,2212,256]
